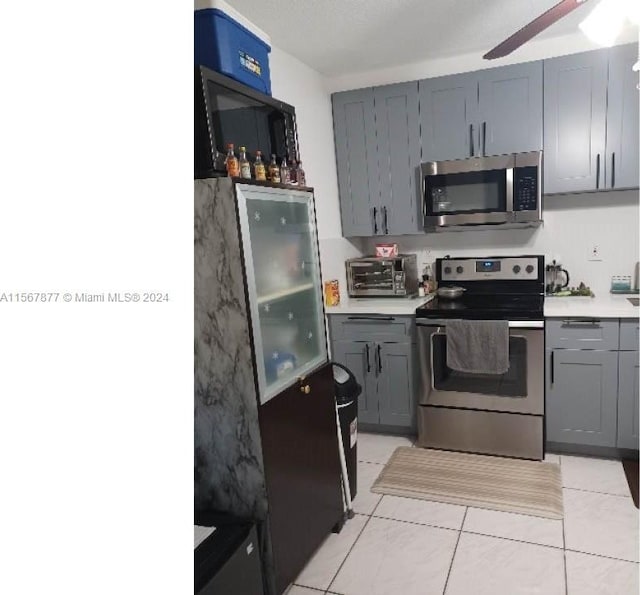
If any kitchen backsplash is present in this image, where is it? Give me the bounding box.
[357,189,639,298]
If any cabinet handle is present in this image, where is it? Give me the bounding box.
[347,315,395,321]
[383,206,389,234]
[561,319,601,326]
[377,344,382,373]
[469,124,474,157]
[611,153,615,188]
[550,351,554,385]
[365,343,371,373]
[596,153,600,189]
[372,207,378,234]
[482,121,487,156]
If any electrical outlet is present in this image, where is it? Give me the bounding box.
[588,245,602,261]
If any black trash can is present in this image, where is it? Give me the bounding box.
[332,362,361,501]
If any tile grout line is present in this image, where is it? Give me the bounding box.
[564,547,640,565]
[442,507,468,595]
[323,498,382,594]
[562,486,634,499]
[562,493,568,595]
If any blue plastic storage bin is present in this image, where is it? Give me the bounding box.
[195,8,272,96]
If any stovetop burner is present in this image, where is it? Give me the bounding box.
[416,255,545,321]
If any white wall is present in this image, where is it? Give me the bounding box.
[269,46,364,297]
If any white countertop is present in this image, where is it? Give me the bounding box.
[544,294,639,319]
[325,294,435,316]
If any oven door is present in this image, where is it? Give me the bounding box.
[417,320,543,415]
[421,154,514,228]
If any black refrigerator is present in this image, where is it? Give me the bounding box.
[194,178,343,595]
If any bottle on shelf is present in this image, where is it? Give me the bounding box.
[280,157,291,185]
[269,154,281,183]
[225,144,239,177]
[213,149,227,172]
[289,160,299,185]
[238,146,251,179]
[254,150,266,181]
[296,161,306,187]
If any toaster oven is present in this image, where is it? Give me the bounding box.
[346,255,418,297]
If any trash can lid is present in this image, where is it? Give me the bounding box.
[332,364,351,385]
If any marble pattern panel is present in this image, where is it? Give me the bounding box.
[194,178,268,520]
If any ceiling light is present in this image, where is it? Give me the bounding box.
[579,0,628,47]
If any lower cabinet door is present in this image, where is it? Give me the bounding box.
[258,363,343,595]
[377,342,417,429]
[546,349,618,447]
[332,340,379,424]
[617,351,639,450]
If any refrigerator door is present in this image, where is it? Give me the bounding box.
[236,184,328,405]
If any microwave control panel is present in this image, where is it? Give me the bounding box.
[514,166,539,211]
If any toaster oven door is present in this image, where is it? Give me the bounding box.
[347,261,397,296]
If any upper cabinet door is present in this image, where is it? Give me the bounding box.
[605,43,639,191]
[477,62,543,157]
[332,89,380,236]
[543,50,609,194]
[419,73,478,162]
[374,82,421,235]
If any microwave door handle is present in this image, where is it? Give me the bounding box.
[505,167,514,213]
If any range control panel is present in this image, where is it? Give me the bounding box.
[439,256,541,282]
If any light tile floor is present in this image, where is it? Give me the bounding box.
[287,432,639,595]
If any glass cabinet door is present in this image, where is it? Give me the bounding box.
[236,184,327,404]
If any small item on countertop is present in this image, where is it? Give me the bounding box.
[280,157,291,184]
[611,275,632,292]
[375,243,398,258]
[418,286,426,297]
[225,143,239,177]
[296,161,306,186]
[422,263,436,294]
[324,280,340,306]
[254,150,266,181]
[563,282,594,297]
[238,146,251,179]
[268,154,281,183]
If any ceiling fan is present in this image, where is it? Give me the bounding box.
[484,0,588,60]
[483,0,638,60]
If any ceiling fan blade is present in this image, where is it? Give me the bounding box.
[483,0,590,60]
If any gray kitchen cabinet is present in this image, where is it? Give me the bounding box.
[331,340,379,425]
[377,342,417,428]
[332,88,380,236]
[419,62,542,162]
[544,44,639,194]
[332,83,421,237]
[617,351,639,450]
[605,44,639,190]
[373,82,421,234]
[546,349,619,447]
[477,61,542,157]
[419,72,477,162]
[617,351,640,450]
[328,315,417,431]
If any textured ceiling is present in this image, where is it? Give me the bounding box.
[227,0,635,76]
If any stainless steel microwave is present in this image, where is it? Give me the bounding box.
[420,151,542,231]
[346,255,418,298]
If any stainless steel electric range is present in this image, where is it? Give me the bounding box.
[415,255,545,460]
